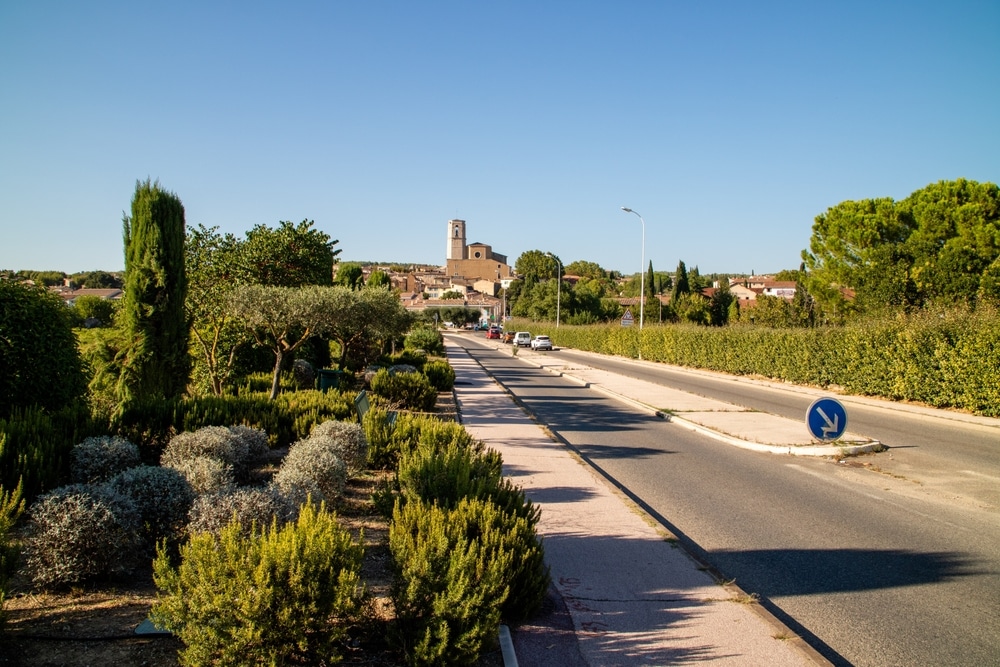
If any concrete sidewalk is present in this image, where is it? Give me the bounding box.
[446,343,825,666]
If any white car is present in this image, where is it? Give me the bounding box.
[513,331,532,347]
[530,335,553,351]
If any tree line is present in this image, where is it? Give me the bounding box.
[505,178,998,328]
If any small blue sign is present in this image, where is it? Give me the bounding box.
[806,397,848,441]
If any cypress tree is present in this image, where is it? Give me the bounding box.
[645,260,655,298]
[117,179,190,407]
[671,260,690,302]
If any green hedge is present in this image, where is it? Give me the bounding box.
[112,390,356,450]
[0,405,95,501]
[513,309,1000,417]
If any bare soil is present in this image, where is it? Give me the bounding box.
[1,391,504,666]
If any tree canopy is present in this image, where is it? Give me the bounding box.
[514,250,560,282]
[237,219,339,287]
[802,179,1000,316]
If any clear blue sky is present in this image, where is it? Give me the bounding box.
[2,1,997,277]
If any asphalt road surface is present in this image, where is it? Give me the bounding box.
[451,336,1000,667]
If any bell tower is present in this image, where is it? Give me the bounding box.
[447,219,466,261]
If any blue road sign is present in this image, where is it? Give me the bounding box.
[806,397,848,441]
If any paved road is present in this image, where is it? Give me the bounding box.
[451,335,1000,666]
[553,347,1000,512]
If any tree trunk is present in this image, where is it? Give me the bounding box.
[269,348,284,400]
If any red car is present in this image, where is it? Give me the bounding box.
[485,326,502,339]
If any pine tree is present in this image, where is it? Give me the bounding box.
[117,179,190,408]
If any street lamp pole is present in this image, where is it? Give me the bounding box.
[546,252,561,327]
[620,207,645,330]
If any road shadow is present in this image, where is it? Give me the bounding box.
[707,547,986,596]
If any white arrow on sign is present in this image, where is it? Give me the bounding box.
[817,407,839,438]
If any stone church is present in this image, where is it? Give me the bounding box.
[444,219,515,290]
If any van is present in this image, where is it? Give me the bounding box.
[513,331,531,347]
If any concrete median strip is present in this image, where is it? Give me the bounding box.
[509,346,882,457]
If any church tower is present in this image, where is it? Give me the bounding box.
[447,219,466,261]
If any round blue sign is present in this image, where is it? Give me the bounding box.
[806,397,848,441]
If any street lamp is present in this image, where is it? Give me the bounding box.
[546,252,561,328]
[620,207,645,330]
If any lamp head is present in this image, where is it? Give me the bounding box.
[621,207,632,213]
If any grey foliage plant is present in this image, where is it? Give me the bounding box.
[23,484,140,588]
[308,420,369,473]
[228,424,270,462]
[106,465,194,550]
[70,435,141,484]
[164,455,234,495]
[274,437,347,507]
[161,426,252,482]
[187,486,292,538]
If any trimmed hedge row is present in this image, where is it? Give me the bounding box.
[113,390,356,450]
[514,309,1000,417]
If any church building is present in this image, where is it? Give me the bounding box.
[444,219,515,289]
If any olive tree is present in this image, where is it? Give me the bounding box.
[228,285,337,400]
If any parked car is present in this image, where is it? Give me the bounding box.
[485,326,502,339]
[502,331,515,343]
[530,335,553,351]
[513,331,532,347]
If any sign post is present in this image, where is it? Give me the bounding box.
[806,397,848,441]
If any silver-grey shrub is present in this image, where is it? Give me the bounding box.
[71,436,141,484]
[309,420,369,473]
[187,487,292,538]
[273,437,348,509]
[271,468,326,515]
[165,455,235,495]
[228,425,270,462]
[23,484,140,588]
[106,466,194,551]
[161,426,251,481]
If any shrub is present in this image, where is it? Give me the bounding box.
[22,484,140,588]
[271,468,326,514]
[370,369,438,412]
[390,498,508,666]
[113,391,354,450]
[227,424,271,462]
[0,281,88,419]
[1,404,92,502]
[0,482,24,629]
[70,435,141,484]
[152,502,365,666]
[164,455,234,495]
[363,407,402,470]
[161,426,251,482]
[404,327,444,356]
[275,438,348,503]
[309,420,369,473]
[187,487,292,538]
[422,360,455,392]
[389,349,428,370]
[106,465,194,551]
